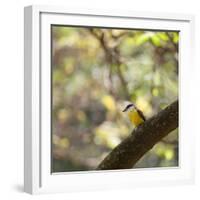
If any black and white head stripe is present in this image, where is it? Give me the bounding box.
[122,103,134,112]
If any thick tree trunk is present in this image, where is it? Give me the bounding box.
[97,100,178,170]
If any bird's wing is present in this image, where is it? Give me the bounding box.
[136,108,146,121]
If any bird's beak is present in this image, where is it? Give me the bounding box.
[122,108,127,112]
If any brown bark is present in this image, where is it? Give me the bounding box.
[97,100,178,170]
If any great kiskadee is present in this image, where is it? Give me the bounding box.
[122,103,146,127]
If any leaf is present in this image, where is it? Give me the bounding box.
[57,108,69,123]
[151,34,161,46]
[172,32,179,43]
[59,137,70,149]
[135,32,153,45]
[157,32,169,41]
[101,95,116,112]
[152,88,159,97]
[164,149,174,160]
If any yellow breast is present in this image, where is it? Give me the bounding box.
[128,110,144,127]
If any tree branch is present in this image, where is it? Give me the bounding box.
[88,28,130,100]
[97,100,178,170]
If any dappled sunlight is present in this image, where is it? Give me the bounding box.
[52,26,179,172]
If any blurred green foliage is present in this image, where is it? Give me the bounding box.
[52,26,178,172]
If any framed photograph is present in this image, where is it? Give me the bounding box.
[24,5,195,194]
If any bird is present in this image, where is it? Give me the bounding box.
[122,103,146,127]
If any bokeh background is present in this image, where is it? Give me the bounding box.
[52,26,178,172]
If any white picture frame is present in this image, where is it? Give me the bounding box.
[24,5,195,194]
